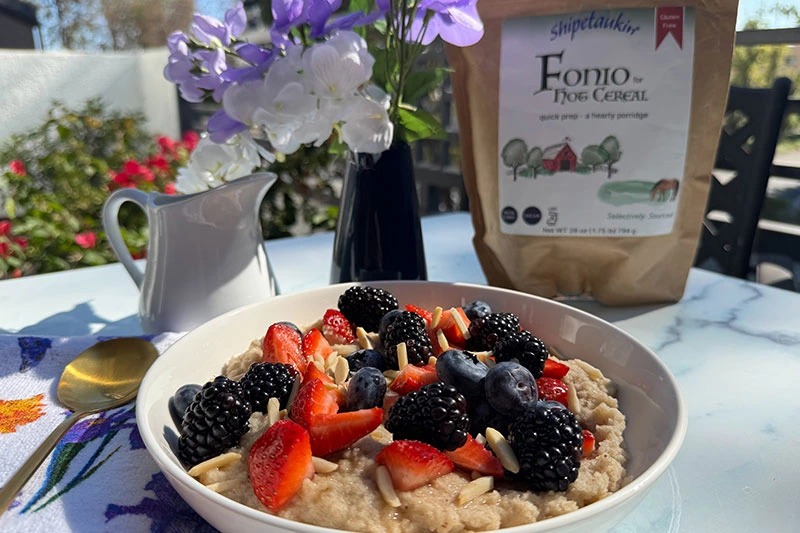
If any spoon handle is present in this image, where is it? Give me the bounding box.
[0,411,87,515]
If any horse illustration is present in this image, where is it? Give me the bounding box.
[650,179,679,201]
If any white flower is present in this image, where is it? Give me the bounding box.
[341,96,393,154]
[174,135,263,193]
[303,31,374,99]
[364,84,391,110]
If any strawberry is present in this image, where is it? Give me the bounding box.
[536,377,569,406]
[307,407,383,457]
[290,379,339,428]
[405,304,433,325]
[248,419,314,512]
[444,435,504,478]
[582,429,596,458]
[389,364,438,396]
[542,358,570,379]
[262,323,307,374]
[322,309,356,345]
[375,440,454,491]
[302,328,335,362]
[437,308,470,347]
[303,362,333,384]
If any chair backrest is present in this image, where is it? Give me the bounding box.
[695,77,792,279]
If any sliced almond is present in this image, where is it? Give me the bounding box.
[267,397,281,427]
[287,374,302,406]
[383,369,399,379]
[482,357,496,369]
[397,342,409,370]
[376,465,401,507]
[278,408,288,420]
[450,307,471,340]
[470,470,482,480]
[324,353,339,371]
[312,456,339,474]
[567,382,581,415]
[457,476,494,506]
[474,433,487,446]
[312,359,326,373]
[323,381,339,390]
[428,355,438,366]
[335,357,350,384]
[436,330,450,352]
[356,327,373,349]
[430,306,444,329]
[187,452,242,477]
[486,427,519,474]
[331,343,359,356]
[205,479,246,493]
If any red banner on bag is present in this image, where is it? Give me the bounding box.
[655,7,683,49]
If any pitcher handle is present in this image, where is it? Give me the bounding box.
[102,188,149,289]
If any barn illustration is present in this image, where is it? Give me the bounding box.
[542,143,578,172]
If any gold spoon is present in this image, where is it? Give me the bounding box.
[0,337,158,514]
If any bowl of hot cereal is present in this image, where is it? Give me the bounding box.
[137,281,686,532]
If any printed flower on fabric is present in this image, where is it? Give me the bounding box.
[0,394,46,433]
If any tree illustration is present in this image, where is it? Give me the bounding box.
[600,136,622,178]
[526,147,544,178]
[580,145,609,172]
[501,139,528,181]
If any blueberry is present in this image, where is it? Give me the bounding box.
[463,300,492,321]
[469,401,512,436]
[277,321,302,336]
[379,309,404,343]
[169,384,202,430]
[344,367,387,411]
[435,349,488,401]
[484,362,538,416]
[539,400,567,411]
[346,349,387,373]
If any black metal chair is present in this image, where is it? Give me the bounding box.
[695,77,792,279]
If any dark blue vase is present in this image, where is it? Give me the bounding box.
[330,141,427,283]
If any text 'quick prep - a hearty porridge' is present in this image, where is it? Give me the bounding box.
[169,287,628,532]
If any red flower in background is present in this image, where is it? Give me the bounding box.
[75,232,97,249]
[11,268,21,278]
[182,131,199,151]
[163,182,176,195]
[146,154,170,172]
[0,242,8,258]
[13,236,27,250]
[158,136,178,156]
[0,220,10,236]
[9,160,26,176]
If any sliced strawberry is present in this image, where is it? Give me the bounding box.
[582,429,596,458]
[537,377,569,406]
[307,407,383,457]
[302,328,335,361]
[248,419,314,512]
[382,390,400,422]
[290,379,339,429]
[445,435,504,478]
[542,358,570,379]
[322,309,356,345]
[389,364,438,396]
[437,308,470,347]
[262,323,307,374]
[303,362,333,384]
[375,440,454,491]
[405,304,433,325]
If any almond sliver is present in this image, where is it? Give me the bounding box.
[457,476,494,506]
[376,465,401,507]
[486,427,519,474]
[450,307,471,339]
[187,452,242,477]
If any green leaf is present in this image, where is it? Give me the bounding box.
[370,47,395,93]
[396,107,447,143]
[402,68,452,105]
[373,18,387,34]
[82,250,107,266]
[4,197,15,218]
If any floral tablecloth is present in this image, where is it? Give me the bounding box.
[0,334,219,533]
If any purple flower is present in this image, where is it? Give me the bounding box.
[381,0,484,47]
[223,43,279,83]
[272,0,307,35]
[271,0,384,41]
[207,109,248,143]
[192,2,247,46]
[164,33,230,102]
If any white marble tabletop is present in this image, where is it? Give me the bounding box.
[1,211,798,532]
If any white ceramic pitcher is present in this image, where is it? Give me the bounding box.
[102,173,280,333]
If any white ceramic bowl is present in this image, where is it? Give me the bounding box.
[137,281,687,533]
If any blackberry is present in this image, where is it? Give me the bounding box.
[383,311,432,368]
[508,402,584,492]
[466,313,520,351]
[493,331,548,378]
[239,362,297,412]
[338,286,399,333]
[385,381,470,451]
[463,300,492,321]
[178,376,252,466]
